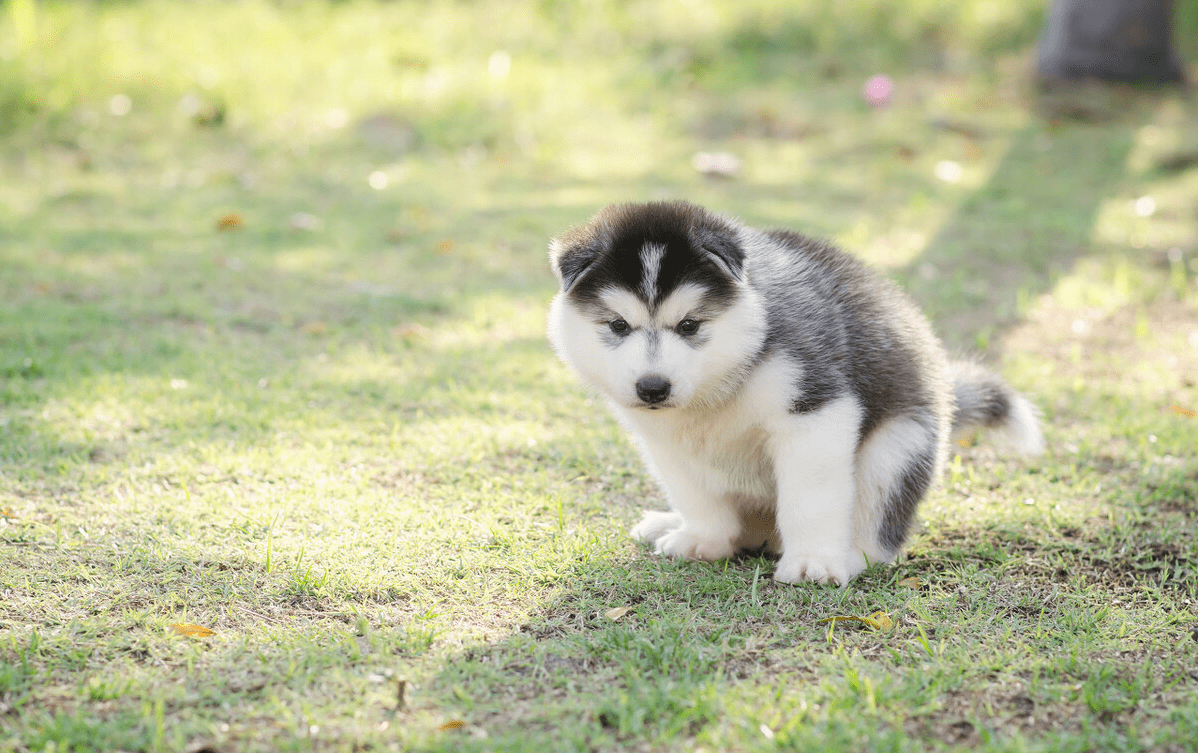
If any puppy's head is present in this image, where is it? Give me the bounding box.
[547,201,765,411]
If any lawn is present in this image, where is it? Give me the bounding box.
[2,1,1197,751]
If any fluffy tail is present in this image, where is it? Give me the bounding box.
[949,361,1045,455]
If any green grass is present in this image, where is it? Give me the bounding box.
[2,1,1198,751]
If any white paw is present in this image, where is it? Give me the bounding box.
[630,510,682,544]
[656,527,735,562]
[773,551,860,587]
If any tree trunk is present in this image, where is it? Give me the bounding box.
[1037,0,1187,84]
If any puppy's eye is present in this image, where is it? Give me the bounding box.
[608,318,630,334]
[677,318,701,335]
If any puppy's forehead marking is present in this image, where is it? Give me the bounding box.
[657,282,707,323]
[597,287,651,325]
[640,242,666,301]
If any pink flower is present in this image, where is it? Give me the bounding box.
[863,75,894,107]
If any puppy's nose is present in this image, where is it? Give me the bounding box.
[636,375,671,404]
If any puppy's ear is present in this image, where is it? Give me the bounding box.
[549,236,603,292]
[692,221,745,280]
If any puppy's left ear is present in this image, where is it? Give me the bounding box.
[549,236,603,292]
[693,222,746,280]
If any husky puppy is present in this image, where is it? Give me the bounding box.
[547,201,1043,585]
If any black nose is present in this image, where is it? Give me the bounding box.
[636,375,671,404]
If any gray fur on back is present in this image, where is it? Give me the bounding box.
[740,226,952,447]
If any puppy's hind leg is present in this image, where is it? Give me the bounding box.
[855,415,940,561]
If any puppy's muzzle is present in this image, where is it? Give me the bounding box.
[636,375,671,405]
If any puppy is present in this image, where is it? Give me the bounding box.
[547,201,1043,585]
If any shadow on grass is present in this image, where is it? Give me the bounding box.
[894,87,1162,350]
[405,513,1198,752]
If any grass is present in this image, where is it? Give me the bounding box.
[2,0,1198,751]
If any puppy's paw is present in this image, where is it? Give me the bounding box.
[655,528,735,562]
[630,510,682,544]
[773,551,857,587]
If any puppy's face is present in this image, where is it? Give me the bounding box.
[550,277,762,410]
[547,202,766,411]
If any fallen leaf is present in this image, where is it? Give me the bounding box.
[215,213,244,231]
[863,611,894,629]
[897,577,921,590]
[1169,405,1195,418]
[604,606,633,622]
[0,508,15,519]
[818,610,893,631]
[302,322,328,336]
[437,720,467,731]
[436,239,455,253]
[168,623,215,638]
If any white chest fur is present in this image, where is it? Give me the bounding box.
[614,355,805,509]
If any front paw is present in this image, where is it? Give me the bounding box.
[630,510,682,544]
[656,528,735,562]
[773,551,860,587]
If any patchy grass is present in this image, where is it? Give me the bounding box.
[2,1,1197,751]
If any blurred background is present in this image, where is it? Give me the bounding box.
[2,1,1196,337]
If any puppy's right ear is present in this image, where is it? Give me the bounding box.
[549,236,602,292]
[692,222,746,281]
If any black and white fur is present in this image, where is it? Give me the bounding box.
[547,201,1043,585]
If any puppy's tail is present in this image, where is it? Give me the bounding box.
[949,361,1044,456]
